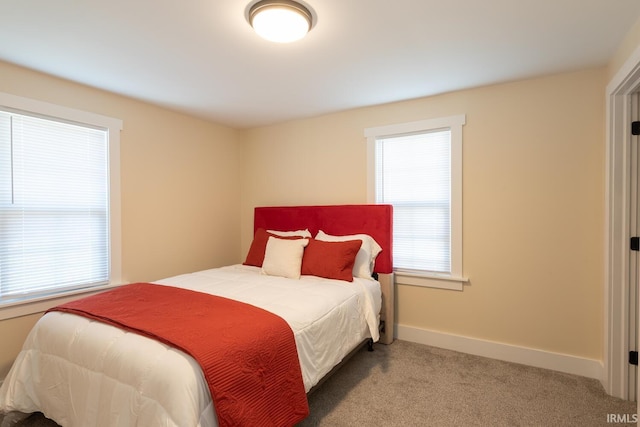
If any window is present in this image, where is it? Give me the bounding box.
[0,92,122,313]
[365,115,466,290]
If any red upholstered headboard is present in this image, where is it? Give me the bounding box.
[254,204,393,274]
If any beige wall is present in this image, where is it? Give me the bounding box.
[241,68,606,360]
[0,59,618,378]
[0,61,242,377]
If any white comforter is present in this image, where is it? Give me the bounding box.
[0,265,381,427]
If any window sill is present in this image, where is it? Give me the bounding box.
[0,282,123,321]
[395,270,468,291]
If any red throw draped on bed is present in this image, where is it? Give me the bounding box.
[49,283,309,427]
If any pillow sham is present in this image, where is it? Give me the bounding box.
[301,239,361,282]
[267,229,312,237]
[261,236,309,279]
[244,228,304,267]
[315,230,383,279]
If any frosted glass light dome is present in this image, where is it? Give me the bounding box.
[249,0,313,43]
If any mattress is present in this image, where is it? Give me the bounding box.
[0,264,382,427]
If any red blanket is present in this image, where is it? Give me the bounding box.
[49,283,309,427]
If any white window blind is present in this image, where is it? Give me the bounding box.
[0,110,110,303]
[366,114,465,289]
[375,129,452,273]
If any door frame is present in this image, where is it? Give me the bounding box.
[605,45,640,399]
[628,92,639,401]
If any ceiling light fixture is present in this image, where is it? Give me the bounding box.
[248,0,313,43]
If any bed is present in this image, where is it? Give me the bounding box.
[0,204,394,427]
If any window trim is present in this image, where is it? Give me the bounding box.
[365,114,467,291]
[0,92,123,318]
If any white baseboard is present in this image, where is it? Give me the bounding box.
[395,324,604,383]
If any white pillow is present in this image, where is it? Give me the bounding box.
[261,236,309,279]
[315,230,382,279]
[267,229,312,237]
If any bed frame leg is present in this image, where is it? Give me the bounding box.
[367,338,374,352]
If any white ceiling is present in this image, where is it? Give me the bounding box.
[1,1,640,129]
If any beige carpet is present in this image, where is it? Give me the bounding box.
[301,341,637,426]
[1,340,637,426]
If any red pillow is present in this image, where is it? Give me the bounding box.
[243,228,303,267]
[301,239,361,282]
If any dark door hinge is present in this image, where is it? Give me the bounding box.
[630,351,638,366]
[631,237,640,251]
[633,121,640,136]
